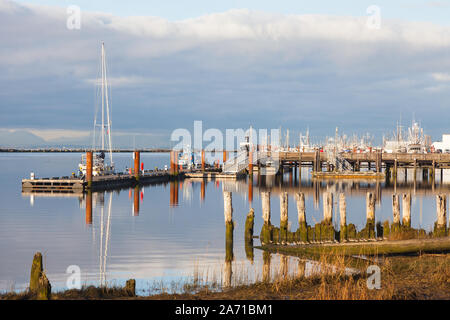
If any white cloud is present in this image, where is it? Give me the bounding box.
[1,0,450,141]
[431,72,450,82]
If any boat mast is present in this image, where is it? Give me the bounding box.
[102,42,114,166]
[101,43,105,152]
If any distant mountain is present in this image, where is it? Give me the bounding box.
[0,130,48,147]
[0,129,170,149]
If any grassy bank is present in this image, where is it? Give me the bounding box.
[2,253,449,300]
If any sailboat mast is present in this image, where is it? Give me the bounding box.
[102,43,114,165]
[101,43,105,152]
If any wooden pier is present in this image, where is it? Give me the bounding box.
[22,171,173,193]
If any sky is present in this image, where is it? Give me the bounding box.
[2,0,450,147]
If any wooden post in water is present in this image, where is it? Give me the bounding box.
[224,191,234,287]
[296,193,306,226]
[394,159,398,182]
[392,194,401,233]
[261,191,272,244]
[365,192,376,239]
[339,193,347,242]
[223,191,233,224]
[295,192,307,243]
[280,192,289,243]
[366,192,375,222]
[435,194,448,237]
[323,192,333,223]
[376,151,381,173]
[402,193,411,227]
[262,192,271,225]
[86,151,93,188]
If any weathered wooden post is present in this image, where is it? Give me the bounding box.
[435,194,448,237]
[125,279,136,297]
[392,194,401,233]
[224,191,234,287]
[260,192,272,244]
[323,192,333,223]
[402,193,411,228]
[30,252,43,292]
[280,192,289,243]
[339,193,347,242]
[321,192,334,242]
[223,191,233,224]
[295,193,307,243]
[366,192,375,221]
[365,192,376,239]
[29,252,51,300]
[86,151,93,189]
[393,159,398,182]
[376,151,381,173]
[245,209,255,262]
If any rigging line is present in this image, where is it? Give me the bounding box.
[103,44,113,165]
[92,44,102,151]
[103,192,113,286]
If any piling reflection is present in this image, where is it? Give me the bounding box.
[86,191,93,225]
[133,186,140,216]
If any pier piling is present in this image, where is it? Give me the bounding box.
[402,193,411,227]
[223,191,233,224]
[435,194,448,237]
[339,193,347,242]
[295,192,307,242]
[280,192,288,243]
[134,151,140,181]
[86,151,93,188]
[323,192,333,223]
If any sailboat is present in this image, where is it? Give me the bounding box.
[79,42,115,176]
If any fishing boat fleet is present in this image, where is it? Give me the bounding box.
[76,42,446,177]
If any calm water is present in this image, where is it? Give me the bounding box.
[0,153,448,294]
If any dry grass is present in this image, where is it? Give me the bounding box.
[1,253,449,300]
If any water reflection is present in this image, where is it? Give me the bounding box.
[12,163,450,293]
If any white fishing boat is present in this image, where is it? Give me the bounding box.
[79,42,115,177]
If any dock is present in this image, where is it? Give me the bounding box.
[22,171,173,193]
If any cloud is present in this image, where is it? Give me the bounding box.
[1,0,450,145]
[431,72,450,82]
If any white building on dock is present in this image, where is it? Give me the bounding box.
[432,134,450,153]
